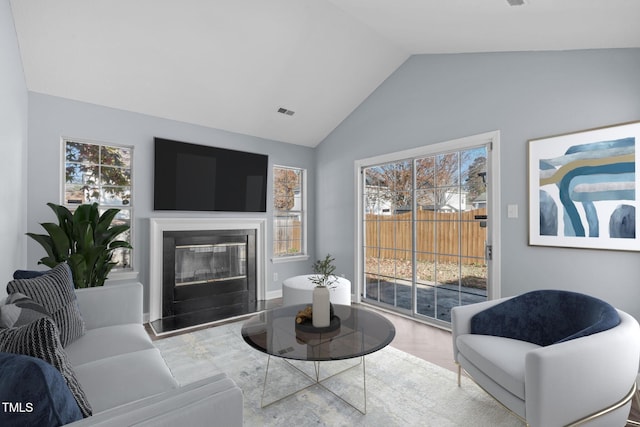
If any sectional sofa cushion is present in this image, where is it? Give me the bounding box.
[0,352,83,426]
[0,316,92,417]
[73,348,178,413]
[64,323,157,367]
[7,263,85,347]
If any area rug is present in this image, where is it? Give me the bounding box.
[154,321,522,426]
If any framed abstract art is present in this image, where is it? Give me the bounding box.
[528,121,640,251]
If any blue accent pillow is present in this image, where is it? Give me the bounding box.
[13,270,48,279]
[470,290,621,346]
[0,352,83,426]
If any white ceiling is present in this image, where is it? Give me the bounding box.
[10,0,640,147]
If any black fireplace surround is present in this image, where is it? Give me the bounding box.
[152,229,257,333]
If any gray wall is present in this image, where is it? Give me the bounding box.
[0,0,28,299]
[26,93,316,311]
[316,49,640,320]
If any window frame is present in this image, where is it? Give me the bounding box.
[272,165,308,263]
[61,136,134,273]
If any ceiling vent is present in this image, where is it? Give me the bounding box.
[506,0,525,5]
[277,107,295,116]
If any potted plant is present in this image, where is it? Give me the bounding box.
[27,202,132,288]
[309,254,338,327]
[309,253,338,288]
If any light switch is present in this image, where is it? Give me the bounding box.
[507,204,518,219]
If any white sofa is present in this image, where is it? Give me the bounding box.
[65,282,243,426]
[451,292,640,427]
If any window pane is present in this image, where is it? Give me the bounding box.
[65,164,99,185]
[273,166,305,257]
[101,166,131,186]
[273,213,302,256]
[65,185,86,205]
[101,146,131,168]
[83,187,100,204]
[101,187,131,206]
[273,167,301,211]
[66,141,98,163]
[394,220,412,251]
[462,147,488,210]
[416,156,435,189]
[435,152,460,187]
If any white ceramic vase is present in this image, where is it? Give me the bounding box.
[312,285,331,327]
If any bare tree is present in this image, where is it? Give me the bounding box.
[273,167,300,210]
[464,155,487,203]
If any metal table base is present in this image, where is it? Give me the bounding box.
[260,355,367,414]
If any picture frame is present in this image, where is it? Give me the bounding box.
[528,121,640,251]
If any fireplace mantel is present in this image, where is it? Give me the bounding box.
[149,217,266,323]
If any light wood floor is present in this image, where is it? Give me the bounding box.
[368,305,457,373]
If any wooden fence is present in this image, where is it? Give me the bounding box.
[273,218,302,256]
[364,208,487,264]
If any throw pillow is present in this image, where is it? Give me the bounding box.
[0,317,92,417]
[0,352,83,426]
[0,292,51,329]
[13,269,47,279]
[7,263,85,347]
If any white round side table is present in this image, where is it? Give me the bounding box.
[282,274,351,306]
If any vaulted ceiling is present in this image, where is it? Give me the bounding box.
[10,0,640,147]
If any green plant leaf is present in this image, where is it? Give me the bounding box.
[108,240,133,250]
[47,203,74,236]
[37,257,59,269]
[97,224,130,246]
[72,222,93,253]
[26,233,55,260]
[28,202,129,288]
[67,254,87,288]
[72,204,90,222]
[96,209,119,234]
[40,223,71,261]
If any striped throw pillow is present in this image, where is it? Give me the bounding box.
[7,263,85,347]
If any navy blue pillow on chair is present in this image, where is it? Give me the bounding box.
[470,290,621,346]
[0,352,83,426]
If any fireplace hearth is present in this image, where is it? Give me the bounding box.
[149,218,267,335]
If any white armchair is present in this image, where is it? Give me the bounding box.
[451,290,640,427]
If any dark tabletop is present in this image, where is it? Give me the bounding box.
[241,304,396,361]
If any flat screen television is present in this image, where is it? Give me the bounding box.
[154,138,268,212]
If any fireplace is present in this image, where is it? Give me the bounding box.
[162,229,256,319]
[149,218,266,335]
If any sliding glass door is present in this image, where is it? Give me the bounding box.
[362,143,491,325]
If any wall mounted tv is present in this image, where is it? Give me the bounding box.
[154,138,268,212]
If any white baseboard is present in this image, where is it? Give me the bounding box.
[265,289,282,300]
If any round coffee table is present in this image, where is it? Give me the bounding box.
[241,304,395,413]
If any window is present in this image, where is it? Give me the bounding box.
[273,166,306,260]
[357,130,501,326]
[63,138,133,270]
